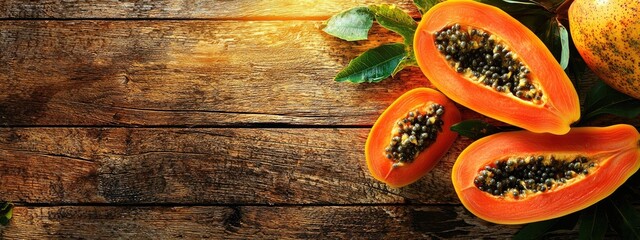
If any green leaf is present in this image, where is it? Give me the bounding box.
[450,120,501,140]
[475,0,557,42]
[502,0,538,6]
[476,0,550,16]
[368,4,417,45]
[0,202,13,226]
[514,213,579,240]
[579,204,609,240]
[606,196,640,240]
[323,7,374,41]
[391,50,418,77]
[513,14,554,33]
[536,18,569,69]
[587,99,640,120]
[413,0,439,15]
[565,52,586,92]
[625,171,640,189]
[622,171,640,198]
[552,212,581,232]
[557,23,569,69]
[530,0,566,12]
[564,24,587,90]
[513,218,560,240]
[335,43,407,83]
[583,81,640,121]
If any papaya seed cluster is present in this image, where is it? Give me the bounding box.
[433,24,544,103]
[474,155,596,198]
[384,103,444,166]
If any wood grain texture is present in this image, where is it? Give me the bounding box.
[1,1,636,239]
[0,0,420,19]
[1,205,575,239]
[0,128,471,204]
[0,20,507,127]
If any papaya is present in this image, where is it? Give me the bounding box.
[569,0,640,100]
[414,0,580,135]
[366,88,461,187]
[452,124,640,224]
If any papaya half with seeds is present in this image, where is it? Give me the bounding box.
[569,0,640,100]
[414,0,580,135]
[365,88,460,187]
[452,124,640,224]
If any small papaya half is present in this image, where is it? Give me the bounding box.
[414,0,580,135]
[452,124,640,224]
[366,88,461,187]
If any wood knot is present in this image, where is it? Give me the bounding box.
[223,206,242,233]
[122,75,131,84]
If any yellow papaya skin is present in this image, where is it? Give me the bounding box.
[569,0,640,99]
[453,125,640,224]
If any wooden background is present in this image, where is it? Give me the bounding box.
[0,0,638,238]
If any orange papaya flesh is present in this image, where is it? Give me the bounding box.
[366,88,461,188]
[453,124,640,224]
[414,0,580,135]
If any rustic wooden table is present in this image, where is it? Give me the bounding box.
[1,0,638,239]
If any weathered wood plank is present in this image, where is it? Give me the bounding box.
[0,20,507,127]
[0,128,470,204]
[1,205,570,239]
[0,0,420,19]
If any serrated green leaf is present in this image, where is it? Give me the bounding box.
[335,43,407,83]
[368,4,417,45]
[413,0,439,15]
[391,50,418,77]
[583,81,640,121]
[0,202,13,226]
[536,18,569,69]
[323,7,374,41]
[450,120,501,140]
[606,197,640,240]
[579,204,608,240]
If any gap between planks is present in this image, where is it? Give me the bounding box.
[0,17,346,21]
[0,125,372,129]
[7,202,461,207]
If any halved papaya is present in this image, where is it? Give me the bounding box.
[452,124,640,224]
[414,0,580,135]
[366,88,461,187]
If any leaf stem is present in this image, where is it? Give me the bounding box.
[556,0,574,21]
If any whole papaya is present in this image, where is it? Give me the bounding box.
[569,0,640,99]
